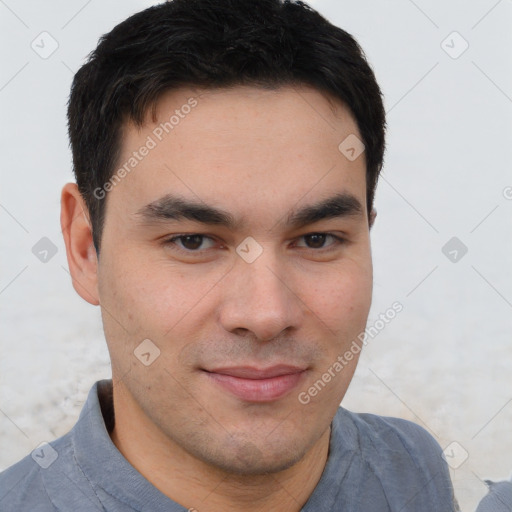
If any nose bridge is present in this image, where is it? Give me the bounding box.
[220,246,303,340]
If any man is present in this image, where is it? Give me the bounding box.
[0,0,460,510]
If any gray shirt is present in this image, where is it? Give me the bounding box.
[0,379,459,511]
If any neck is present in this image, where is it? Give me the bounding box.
[109,383,331,512]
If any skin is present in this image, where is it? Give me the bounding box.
[61,84,376,511]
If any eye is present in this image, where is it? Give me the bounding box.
[294,233,345,251]
[162,234,217,253]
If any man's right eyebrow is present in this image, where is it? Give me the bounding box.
[133,195,242,230]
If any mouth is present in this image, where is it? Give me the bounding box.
[202,365,308,403]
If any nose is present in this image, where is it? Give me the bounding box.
[218,249,304,342]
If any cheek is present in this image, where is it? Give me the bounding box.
[98,250,226,343]
[96,252,168,357]
[305,259,373,336]
[295,266,371,411]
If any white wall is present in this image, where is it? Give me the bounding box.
[1,1,511,510]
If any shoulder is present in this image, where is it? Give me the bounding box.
[0,451,58,511]
[338,408,444,463]
[0,434,74,511]
[358,410,442,453]
[333,408,460,510]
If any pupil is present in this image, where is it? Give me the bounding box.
[307,234,325,248]
[183,235,202,250]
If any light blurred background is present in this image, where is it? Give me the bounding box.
[1,1,511,510]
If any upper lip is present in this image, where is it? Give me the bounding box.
[204,365,307,379]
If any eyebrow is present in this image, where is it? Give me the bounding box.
[133,192,363,231]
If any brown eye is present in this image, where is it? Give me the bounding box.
[304,233,328,249]
[163,234,217,253]
[295,233,343,250]
[178,235,204,250]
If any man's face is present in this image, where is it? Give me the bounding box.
[96,85,373,474]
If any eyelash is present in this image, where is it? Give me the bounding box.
[161,232,346,256]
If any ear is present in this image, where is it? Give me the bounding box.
[369,208,377,229]
[60,182,100,306]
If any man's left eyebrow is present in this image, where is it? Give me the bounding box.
[132,192,363,230]
[284,192,364,229]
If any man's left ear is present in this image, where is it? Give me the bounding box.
[369,208,377,229]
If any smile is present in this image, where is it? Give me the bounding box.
[202,365,308,402]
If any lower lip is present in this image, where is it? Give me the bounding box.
[204,371,306,402]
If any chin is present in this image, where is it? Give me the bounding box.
[198,435,307,476]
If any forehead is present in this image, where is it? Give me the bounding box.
[108,85,366,227]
